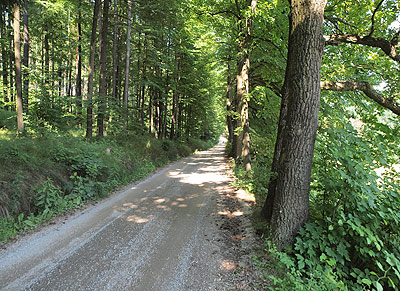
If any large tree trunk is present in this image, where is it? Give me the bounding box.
[86,0,100,138]
[13,2,24,133]
[97,0,110,137]
[260,82,289,221]
[270,0,326,248]
[261,16,293,221]
[22,0,29,113]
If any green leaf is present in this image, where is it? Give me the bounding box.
[375,281,383,291]
[376,261,384,272]
[361,278,371,285]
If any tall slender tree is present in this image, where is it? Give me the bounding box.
[97,0,110,137]
[86,0,101,138]
[111,0,118,100]
[22,0,29,112]
[75,0,82,118]
[234,0,256,171]
[13,1,24,133]
[123,0,132,109]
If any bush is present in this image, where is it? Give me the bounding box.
[0,109,16,130]
[264,124,400,290]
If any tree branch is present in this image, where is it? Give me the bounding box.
[197,10,240,20]
[324,34,400,63]
[234,0,242,18]
[368,0,385,37]
[251,36,286,59]
[324,15,360,35]
[391,29,400,46]
[321,80,400,116]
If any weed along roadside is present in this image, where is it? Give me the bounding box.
[0,133,217,245]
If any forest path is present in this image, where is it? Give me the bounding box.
[0,142,257,291]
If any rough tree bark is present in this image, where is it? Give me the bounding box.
[270,0,326,248]
[13,2,24,133]
[86,0,100,138]
[260,56,291,221]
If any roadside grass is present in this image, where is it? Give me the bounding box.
[0,131,216,244]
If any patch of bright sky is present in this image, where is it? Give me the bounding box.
[389,15,400,30]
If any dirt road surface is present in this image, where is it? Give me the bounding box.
[0,142,258,291]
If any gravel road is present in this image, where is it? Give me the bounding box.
[0,142,258,291]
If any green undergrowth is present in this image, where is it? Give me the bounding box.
[0,131,216,244]
[230,120,400,289]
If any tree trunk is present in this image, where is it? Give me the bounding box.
[123,0,132,109]
[171,52,180,139]
[140,36,147,131]
[111,0,118,100]
[149,87,154,134]
[178,99,183,138]
[75,0,82,119]
[1,11,10,108]
[86,0,100,138]
[226,62,234,145]
[261,15,293,221]
[67,52,73,97]
[239,55,251,171]
[97,0,110,137]
[13,2,24,133]
[260,82,289,221]
[233,0,256,171]
[44,25,49,90]
[270,0,326,248]
[58,60,62,97]
[171,91,177,139]
[22,0,29,113]
[9,17,14,104]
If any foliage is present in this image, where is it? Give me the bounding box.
[251,97,400,290]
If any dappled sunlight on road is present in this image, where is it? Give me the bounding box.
[221,259,236,271]
[125,215,151,224]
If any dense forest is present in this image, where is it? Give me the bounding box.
[1,0,400,290]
